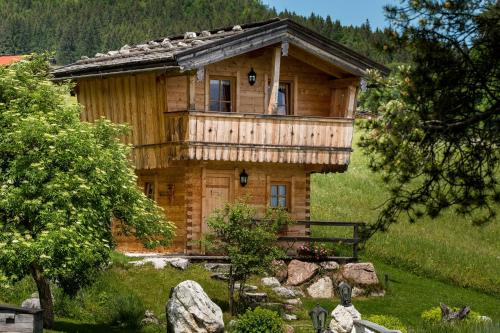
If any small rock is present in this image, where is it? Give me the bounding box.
[341,262,379,286]
[307,276,334,298]
[283,314,297,321]
[232,25,243,31]
[261,277,281,287]
[284,298,302,306]
[241,292,268,306]
[217,30,225,34]
[211,273,229,281]
[141,310,159,325]
[184,32,197,39]
[80,55,89,60]
[320,261,340,271]
[284,324,295,333]
[129,258,169,269]
[283,304,298,313]
[272,286,298,299]
[204,263,231,274]
[166,280,224,333]
[192,39,205,46]
[234,283,258,291]
[201,30,211,37]
[286,260,319,286]
[120,44,131,51]
[271,260,288,282]
[352,286,365,298]
[168,258,189,270]
[21,298,40,310]
[177,41,188,47]
[329,304,361,333]
[95,53,106,58]
[369,289,386,297]
[479,315,492,322]
[148,40,159,46]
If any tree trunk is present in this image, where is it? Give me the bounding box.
[228,265,235,315]
[30,264,54,329]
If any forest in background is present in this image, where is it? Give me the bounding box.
[0,0,407,65]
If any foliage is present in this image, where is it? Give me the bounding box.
[421,306,483,325]
[205,201,291,313]
[359,0,500,236]
[365,314,407,333]
[231,307,283,333]
[0,54,174,326]
[0,0,407,65]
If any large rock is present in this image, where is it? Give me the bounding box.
[261,277,281,287]
[21,298,41,310]
[204,263,231,274]
[320,261,340,271]
[286,260,319,286]
[341,263,379,286]
[329,304,361,333]
[271,260,288,282]
[272,286,299,299]
[130,257,189,270]
[166,280,224,333]
[169,258,190,270]
[307,276,334,298]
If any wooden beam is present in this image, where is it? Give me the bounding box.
[346,85,358,118]
[331,77,360,88]
[267,47,281,114]
[289,44,347,78]
[188,74,196,110]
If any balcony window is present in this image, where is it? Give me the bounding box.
[270,183,290,210]
[210,78,232,112]
[144,181,155,200]
[269,82,292,115]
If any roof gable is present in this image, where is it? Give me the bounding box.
[52,18,388,80]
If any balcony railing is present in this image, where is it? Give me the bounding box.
[162,110,354,166]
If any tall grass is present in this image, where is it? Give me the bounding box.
[311,129,500,296]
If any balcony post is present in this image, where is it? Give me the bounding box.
[267,47,281,114]
[188,73,196,111]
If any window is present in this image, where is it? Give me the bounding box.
[144,182,155,200]
[270,183,289,210]
[209,78,232,112]
[269,82,292,115]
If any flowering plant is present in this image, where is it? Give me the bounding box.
[297,244,332,259]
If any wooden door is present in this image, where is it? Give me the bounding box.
[202,171,234,236]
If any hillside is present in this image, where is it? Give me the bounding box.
[311,127,500,296]
[0,0,406,65]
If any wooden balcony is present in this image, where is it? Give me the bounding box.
[161,111,354,166]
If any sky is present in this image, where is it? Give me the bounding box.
[262,0,399,29]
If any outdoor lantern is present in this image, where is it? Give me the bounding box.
[239,169,248,187]
[247,67,257,86]
[309,304,328,333]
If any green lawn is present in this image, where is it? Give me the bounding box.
[311,129,500,296]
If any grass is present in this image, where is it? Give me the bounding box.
[311,128,500,296]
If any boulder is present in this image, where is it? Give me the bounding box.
[286,260,319,286]
[271,260,288,282]
[261,277,281,287]
[320,261,340,271]
[329,304,361,333]
[21,298,41,310]
[272,286,298,299]
[166,280,224,333]
[307,276,334,298]
[204,263,231,274]
[169,258,189,270]
[341,263,379,286]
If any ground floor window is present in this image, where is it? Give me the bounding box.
[270,182,290,211]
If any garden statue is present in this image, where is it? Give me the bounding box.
[338,282,352,307]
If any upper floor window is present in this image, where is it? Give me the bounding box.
[269,82,292,115]
[144,181,155,200]
[210,78,232,112]
[270,183,290,210]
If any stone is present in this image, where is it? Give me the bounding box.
[283,314,297,321]
[307,276,334,298]
[479,315,492,322]
[240,292,267,305]
[329,304,361,333]
[320,261,340,271]
[261,277,281,287]
[177,41,188,48]
[141,310,159,325]
[341,262,379,286]
[286,260,319,286]
[21,298,40,310]
[234,282,258,291]
[352,286,365,298]
[272,286,299,299]
[204,263,231,274]
[232,25,243,31]
[166,280,224,333]
[271,260,288,282]
[284,298,302,306]
[284,324,295,333]
[369,289,386,297]
[169,258,189,270]
[184,32,197,39]
[283,304,298,313]
[201,30,211,37]
[210,273,229,281]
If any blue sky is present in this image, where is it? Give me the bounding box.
[262,0,399,29]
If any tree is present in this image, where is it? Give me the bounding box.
[359,0,499,236]
[0,55,175,328]
[204,201,290,314]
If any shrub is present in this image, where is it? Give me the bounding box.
[105,293,145,328]
[365,314,407,333]
[232,307,283,333]
[421,306,483,325]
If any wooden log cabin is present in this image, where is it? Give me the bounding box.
[52,18,388,254]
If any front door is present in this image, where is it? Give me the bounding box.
[202,171,234,236]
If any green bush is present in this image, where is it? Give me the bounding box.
[232,307,283,333]
[421,306,483,325]
[105,293,145,328]
[365,314,407,333]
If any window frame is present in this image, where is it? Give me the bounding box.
[268,80,293,116]
[269,181,291,211]
[144,181,155,200]
[208,76,235,113]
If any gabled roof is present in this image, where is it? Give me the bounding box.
[52,18,388,80]
[0,55,23,66]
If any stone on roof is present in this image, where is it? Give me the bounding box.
[184,32,197,39]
